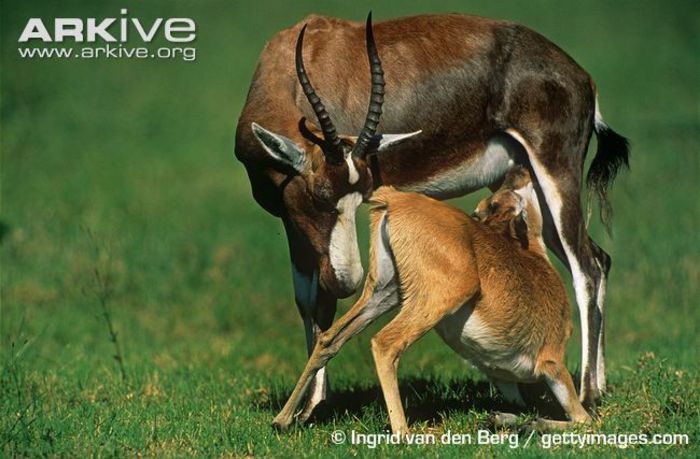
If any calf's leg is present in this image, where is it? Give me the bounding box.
[539,360,592,428]
[272,213,400,429]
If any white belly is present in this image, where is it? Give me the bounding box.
[434,306,537,382]
[403,135,517,200]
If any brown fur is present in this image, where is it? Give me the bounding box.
[237,13,627,413]
[272,167,591,434]
[370,185,570,380]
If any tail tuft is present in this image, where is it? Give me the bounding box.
[587,120,630,235]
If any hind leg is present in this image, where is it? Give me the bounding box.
[590,239,611,393]
[371,293,481,434]
[533,178,606,408]
[507,129,608,408]
[535,186,610,395]
[530,168,605,408]
[540,361,592,426]
[272,279,398,429]
[371,305,457,436]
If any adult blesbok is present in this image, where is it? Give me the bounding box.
[234,12,629,415]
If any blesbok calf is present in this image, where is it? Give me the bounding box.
[272,167,591,433]
[235,13,629,414]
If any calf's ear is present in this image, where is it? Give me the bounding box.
[251,122,308,173]
[509,210,530,249]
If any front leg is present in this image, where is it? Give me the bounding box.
[298,285,337,421]
[274,211,401,429]
[290,263,337,421]
[285,219,337,421]
[272,275,397,429]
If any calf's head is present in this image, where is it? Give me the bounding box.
[473,166,543,248]
[250,14,419,297]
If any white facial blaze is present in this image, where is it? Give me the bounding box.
[329,192,364,291]
[345,152,359,185]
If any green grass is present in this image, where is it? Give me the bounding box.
[2,0,699,456]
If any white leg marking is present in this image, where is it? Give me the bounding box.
[291,265,327,404]
[329,192,364,292]
[308,366,327,407]
[547,377,574,413]
[345,152,359,185]
[506,129,596,399]
[596,265,607,392]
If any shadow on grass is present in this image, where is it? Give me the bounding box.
[256,374,574,428]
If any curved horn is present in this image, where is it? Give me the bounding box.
[295,24,343,156]
[352,12,385,159]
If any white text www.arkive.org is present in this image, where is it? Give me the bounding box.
[17,44,196,62]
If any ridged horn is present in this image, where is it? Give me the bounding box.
[295,24,343,158]
[352,12,385,159]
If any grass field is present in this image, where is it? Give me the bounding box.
[2,0,699,456]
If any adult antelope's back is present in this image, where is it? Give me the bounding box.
[235,13,629,414]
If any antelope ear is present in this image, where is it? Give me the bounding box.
[251,122,308,173]
[347,130,422,153]
[373,130,422,151]
[509,209,529,249]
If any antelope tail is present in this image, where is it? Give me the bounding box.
[587,96,630,235]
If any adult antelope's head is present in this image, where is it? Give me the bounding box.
[250,14,420,298]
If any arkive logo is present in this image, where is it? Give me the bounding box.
[18,9,196,43]
[16,8,197,62]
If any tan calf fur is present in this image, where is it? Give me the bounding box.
[272,166,591,434]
